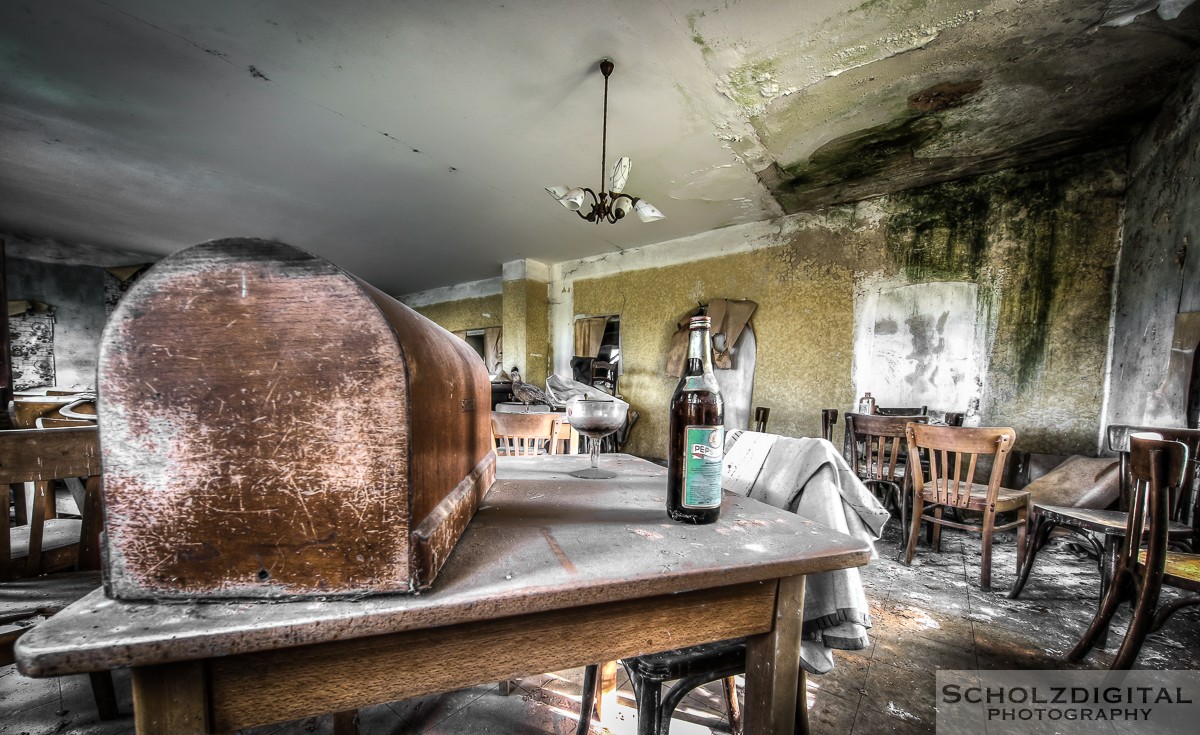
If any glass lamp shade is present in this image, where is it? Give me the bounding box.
[634,199,665,222]
[545,185,570,200]
[560,187,587,211]
[609,157,631,193]
[612,196,634,219]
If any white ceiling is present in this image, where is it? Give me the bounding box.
[1,1,1198,295]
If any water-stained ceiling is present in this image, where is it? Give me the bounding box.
[1,1,1198,294]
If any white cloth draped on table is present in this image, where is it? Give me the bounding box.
[723,430,889,674]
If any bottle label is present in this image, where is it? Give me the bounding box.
[683,426,724,509]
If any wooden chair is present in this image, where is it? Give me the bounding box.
[2,427,103,580]
[0,426,117,718]
[490,412,562,457]
[1008,425,1199,606]
[820,408,838,443]
[589,360,618,395]
[753,406,770,433]
[847,413,928,539]
[1068,433,1200,669]
[876,405,928,417]
[904,424,1029,590]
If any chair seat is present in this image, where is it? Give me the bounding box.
[0,570,102,620]
[919,483,1029,511]
[1036,505,1193,537]
[8,519,82,560]
[1137,549,1200,591]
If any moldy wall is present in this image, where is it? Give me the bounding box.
[563,151,1122,459]
[1106,59,1200,428]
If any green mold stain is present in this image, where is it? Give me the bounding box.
[782,115,942,192]
[686,12,707,48]
[725,58,781,110]
[883,179,990,282]
[882,165,1088,388]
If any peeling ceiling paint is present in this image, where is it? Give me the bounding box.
[0,1,1197,294]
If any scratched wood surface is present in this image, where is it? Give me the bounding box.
[16,454,871,678]
[97,239,492,601]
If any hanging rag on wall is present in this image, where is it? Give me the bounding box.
[665,299,759,431]
[708,298,757,369]
[665,299,757,377]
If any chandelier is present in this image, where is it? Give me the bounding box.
[546,59,665,224]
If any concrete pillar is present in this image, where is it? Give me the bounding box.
[501,259,550,387]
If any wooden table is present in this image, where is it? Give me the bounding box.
[15,454,871,734]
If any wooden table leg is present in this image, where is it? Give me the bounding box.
[132,661,210,734]
[742,575,807,735]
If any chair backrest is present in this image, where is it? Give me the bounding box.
[1108,425,1200,530]
[0,427,102,580]
[590,361,618,395]
[906,423,1016,509]
[753,406,771,433]
[491,412,562,457]
[820,408,839,442]
[847,413,929,484]
[876,405,928,417]
[1122,433,1189,578]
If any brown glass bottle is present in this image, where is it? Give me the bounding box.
[667,315,724,524]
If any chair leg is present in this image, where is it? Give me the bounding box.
[1014,505,1028,573]
[904,496,924,565]
[89,671,119,720]
[332,710,358,735]
[577,664,599,735]
[1068,569,1132,662]
[722,676,743,735]
[980,508,997,591]
[1111,569,1164,670]
[930,507,945,553]
[1008,516,1055,599]
[637,678,662,735]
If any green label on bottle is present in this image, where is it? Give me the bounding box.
[683,426,724,508]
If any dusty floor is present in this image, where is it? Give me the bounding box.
[3,523,1199,735]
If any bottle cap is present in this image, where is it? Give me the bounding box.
[687,315,711,329]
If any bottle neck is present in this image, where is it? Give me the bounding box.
[684,326,714,376]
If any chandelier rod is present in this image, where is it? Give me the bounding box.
[599,59,614,196]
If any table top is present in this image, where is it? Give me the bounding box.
[16,453,871,677]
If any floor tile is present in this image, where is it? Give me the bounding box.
[859,660,936,727]
[851,700,935,734]
[807,689,859,733]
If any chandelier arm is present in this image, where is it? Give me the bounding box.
[575,188,601,222]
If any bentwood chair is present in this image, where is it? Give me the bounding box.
[1068,433,1200,669]
[846,413,928,539]
[0,426,118,718]
[904,424,1029,590]
[490,412,562,457]
[1008,425,1199,606]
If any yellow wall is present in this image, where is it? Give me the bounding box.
[413,294,501,334]
[573,237,860,459]
[499,278,549,386]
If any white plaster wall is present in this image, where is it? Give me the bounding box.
[852,279,998,420]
